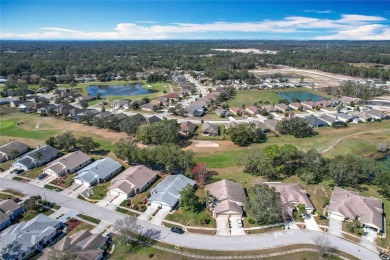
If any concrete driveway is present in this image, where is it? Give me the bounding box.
[150,207,170,226]
[96,193,118,207]
[138,204,159,221]
[216,216,230,236]
[328,215,342,237]
[230,217,246,236]
[61,182,82,195]
[91,220,111,235]
[304,214,321,231]
[361,228,377,251]
[67,185,88,198]
[29,175,56,187]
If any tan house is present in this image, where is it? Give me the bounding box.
[245,106,259,115]
[43,151,92,177]
[108,165,157,198]
[202,122,219,136]
[326,187,383,233]
[180,121,198,136]
[44,230,107,260]
[205,179,246,219]
[265,182,315,213]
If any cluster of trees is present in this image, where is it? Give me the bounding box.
[46,132,100,154]
[146,73,170,83]
[247,184,283,225]
[238,144,390,198]
[136,120,179,145]
[339,81,387,100]
[226,123,267,146]
[275,117,316,138]
[114,138,194,174]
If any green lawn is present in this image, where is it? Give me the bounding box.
[165,208,215,228]
[89,183,110,200]
[77,214,101,224]
[0,119,58,140]
[227,88,330,107]
[195,149,244,168]
[44,184,64,191]
[23,166,45,179]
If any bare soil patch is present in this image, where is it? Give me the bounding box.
[193,141,220,148]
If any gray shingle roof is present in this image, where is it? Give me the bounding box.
[0,141,29,161]
[12,145,60,169]
[75,158,122,185]
[149,174,195,208]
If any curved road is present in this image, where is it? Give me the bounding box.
[0,178,374,259]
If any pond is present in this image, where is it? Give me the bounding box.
[276,91,328,102]
[86,84,156,97]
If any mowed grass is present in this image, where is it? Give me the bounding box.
[227,88,330,107]
[0,119,58,140]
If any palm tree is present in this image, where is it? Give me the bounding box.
[33,152,43,166]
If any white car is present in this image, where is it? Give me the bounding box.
[237,219,243,228]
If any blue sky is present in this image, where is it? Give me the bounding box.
[1,1,390,40]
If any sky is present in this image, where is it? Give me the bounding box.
[1,0,390,40]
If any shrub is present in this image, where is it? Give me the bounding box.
[248,218,256,224]
[148,253,154,258]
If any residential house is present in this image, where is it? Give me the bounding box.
[162,92,179,101]
[186,101,206,117]
[229,107,243,116]
[77,95,95,102]
[366,109,388,120]
[197,98,212,106]
[0,214,65,260]
[250,121,270,132]
[350,111,373,122]
[37,104,58,114]
[113,113,128,121]
[263,119,279,131]
[301,101,316,110]
[215,108,231,118]
[148,174,196,210]
[0,141,29,163]
[112,99,131,110]
[9,100,25,107]
[0,200,24,230]
[265,182,315,214]
[274,103,291,113]
[45,230,108,260]
[329,113,354,123]
[74,158,123,187]
[288,102,303,110]
[205,179,246,219]
[145,115,161,124]
[55,104,76,116]
[43,151,92,177]
[327,187,383,233]
[225,121,239,130]
[340,96,362,106]
[315,100,333,108]
[318,115,339,126]
[180,121,198,136]
[12,145,61,171]
[94,111,112,119]
[303,115,328,127]
[245,106,259,115]
[108,165,158,198]
[261,105,277,113]
[202,122,219,136]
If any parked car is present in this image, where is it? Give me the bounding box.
[237,219,243,228]
[379,252,390,260]
[37,173,48,180]
[171,227,185,234]
[12,169,24,174]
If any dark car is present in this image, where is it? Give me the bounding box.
[284,213,292,222]
[171,227,185,234]
[37,173,48,180]
[14,169,24,174]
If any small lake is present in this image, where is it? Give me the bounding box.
[86,84,156,97]
[277,91,328,102]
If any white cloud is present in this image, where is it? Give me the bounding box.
[0,14,388,40]
[303,10,334,14]
[316,24,390,40]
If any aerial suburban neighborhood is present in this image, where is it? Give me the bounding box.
[1,1,390,260]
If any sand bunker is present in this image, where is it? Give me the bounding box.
[194,141,220,148]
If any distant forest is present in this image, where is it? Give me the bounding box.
[1,40,390,82]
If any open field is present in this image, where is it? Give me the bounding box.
[250,66,359,89]
[227,88,331,107]
[0,111,127,155]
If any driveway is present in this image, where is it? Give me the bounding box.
[230,217,246,236]
[150,207,170,226]
[67,185,88,198]
[360,228,377,251]
[138,204,159,221]
[304,214,321,232]
[328,215,342,237]
[61,182,82,196]
[96,193,118,207]
[29,175,57,187]
[216,216,230,236]
[90,220,111,235]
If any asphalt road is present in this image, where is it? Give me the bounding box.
[0,178,375,259]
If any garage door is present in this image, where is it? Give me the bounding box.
[329,213,344,221]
